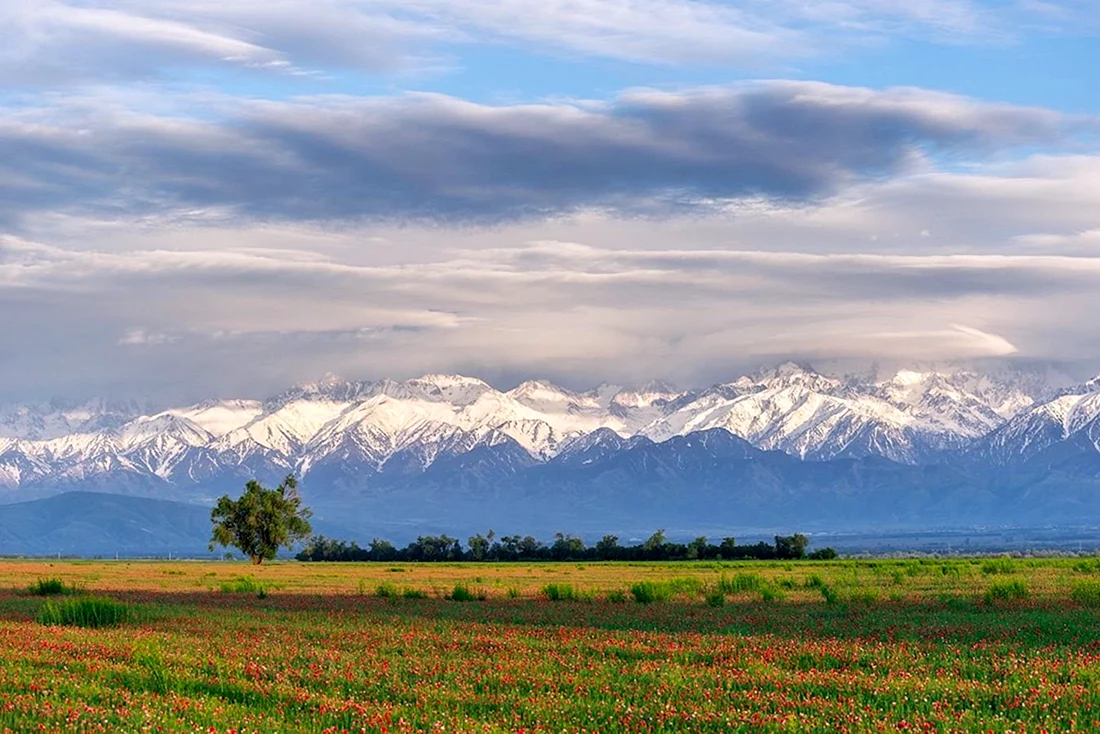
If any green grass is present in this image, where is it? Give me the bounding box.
[542,583,578,601]
[984,578,1029,604]
[217,576,266,595]
[630,581,671,603]
[448,584,487,602]
[375,582,399,598]
[36,596,131,628]
[1071,580,1100,607]
[717,573,764,594]
[28,578,69,596]
[981,558,1016,575]
[5,558,1100,731]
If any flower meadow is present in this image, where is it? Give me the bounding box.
[1,559,1100,732]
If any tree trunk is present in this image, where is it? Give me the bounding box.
[251,555,262,565]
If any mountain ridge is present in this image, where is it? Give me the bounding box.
[3,365,1098,530]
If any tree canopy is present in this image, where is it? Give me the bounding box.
[210,475,313,564]
[298,529,835,563]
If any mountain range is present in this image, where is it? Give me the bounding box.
[3,364,1100,543]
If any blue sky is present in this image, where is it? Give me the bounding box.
[2,0,1100,401]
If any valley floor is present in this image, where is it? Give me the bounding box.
[2,559,1099,731]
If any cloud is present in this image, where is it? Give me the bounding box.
[0,0,445,85]
[0,82,1075,230]
[2,0,1096,91]
[4,230,1100,401]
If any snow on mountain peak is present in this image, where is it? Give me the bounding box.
[413,374,489,388]
[508,380,580,408]
[891,369,934,387]
[406,374,493,405]
[166,400,264,438]
[0,364,1076,491]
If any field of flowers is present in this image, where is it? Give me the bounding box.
[2,557,1100,732]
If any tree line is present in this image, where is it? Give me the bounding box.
[204,475,839,565]
[296,529,838,563]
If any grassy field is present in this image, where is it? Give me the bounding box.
[2,557,1100,732]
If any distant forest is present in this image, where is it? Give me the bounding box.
[296,530,838,562]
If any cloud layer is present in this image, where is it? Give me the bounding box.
[4,0,1096,88]
[3,2,1100,402]
[5,222,1100,401]
[0,82,1075,229]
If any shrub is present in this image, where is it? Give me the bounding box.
[448,584,486,602]
[606,589,628,603]
[38,596,131,628]
[29,578,68,596]
[718,573,763,595]
[542,583,578,601]
[402,587,428,599]
[759,584,786,603]
[664,577,704,597]
[1072,558,1100,574]
[984,579,1029,604]
[218,576,265,594]
[808,548,838,560]
[630,581,671,604]
[704,589,725,607]
[981,558,1015,575]
[804,574,826,589]
[847,588,878,605]
[805,576,838,604]
[506,587,521,599]
[375,582,399,598]
[1072,580,1100,607]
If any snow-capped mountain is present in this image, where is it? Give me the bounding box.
[969,376,1100,468]
[0,398,148,440]
[638,364,1037,463]
[0,365,1063,498]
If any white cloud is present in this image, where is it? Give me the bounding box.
[0,0,1094,88]
[3,224,1100,400]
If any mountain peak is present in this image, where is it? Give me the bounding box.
[508,380,579,405]
[411,373,491,389]
[283,373,366,402]
[752,362,840,392]
[405,374,494,406]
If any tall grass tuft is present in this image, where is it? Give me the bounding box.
[29,578,69,596]
[542,583,578,601]
[218,576,265,595]
[630,581,671,604]
[981,558,1015,575]
[448,584,486,602]
[134,640,171,694]
[984,579,1029,604]
[375,582,399,598]
[717,573,763,595]
[37,596,131,628]
[1071,580,1100,607]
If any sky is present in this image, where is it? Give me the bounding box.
[2,0,1100,402]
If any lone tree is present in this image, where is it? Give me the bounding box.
[210,475,312,564]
